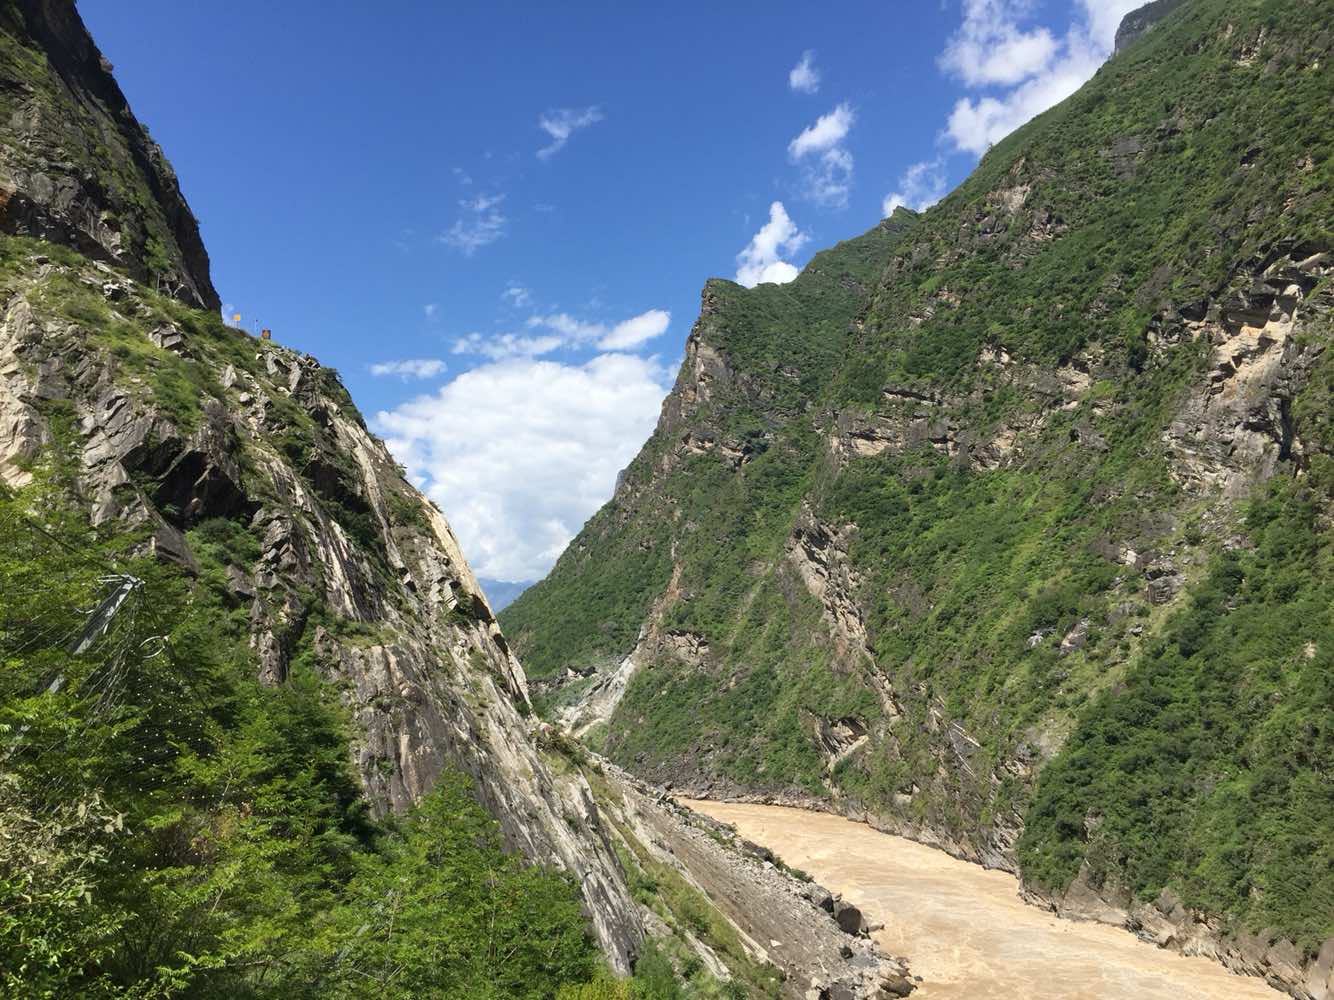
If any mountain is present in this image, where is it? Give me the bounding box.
[481,576,536,612]
[0,0,645,992]
[0,0,216,310]
[502,0,1334,994]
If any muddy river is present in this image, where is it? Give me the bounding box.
[684,800,1280,1000]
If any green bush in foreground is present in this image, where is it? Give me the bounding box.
[0,475,614,998]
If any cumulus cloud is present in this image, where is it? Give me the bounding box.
[789,50,820,93]
[527,312,605,342]
[451,332,564,360]
[598,309,671,350]
[369,358,448,380]
[450,308,671,359]
[441,193,507,254]
[882,159,948,216]
[788,103,856,208]
[941,0,1144,155]
[375,353,671,581]
[940,0,1058,86]
[537,106,605,160]
[788,103,854,158]
[735,201,808,288]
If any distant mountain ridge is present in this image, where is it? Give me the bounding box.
[481,576,535,611]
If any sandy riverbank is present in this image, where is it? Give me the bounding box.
[684,800,1282,1000]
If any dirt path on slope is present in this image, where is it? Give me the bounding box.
[684,800,1281,1000]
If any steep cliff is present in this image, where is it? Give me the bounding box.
[503,0,1333,994]
[0,0,642,980]
[0,0,217,309]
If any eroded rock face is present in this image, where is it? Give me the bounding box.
[548,561,701,739]
[1160,246,1329,499]
[0,1,218,309]
[595,763,915,999]
[786,510,876,670]
[1114,0,1188,54]
[828,354,1102,473]
[0,254,642,971]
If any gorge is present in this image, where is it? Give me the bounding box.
[1,0,1330,998]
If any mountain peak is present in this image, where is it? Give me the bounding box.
[0,0,218,309]
[1114,0,1189,55]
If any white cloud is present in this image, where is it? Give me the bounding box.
[527,312,605,342]
[451,308,671,358]
[788,103,856,208]
[501,283,532,308]
[375,353,671,581]
[941,0,1144,155]
[441,192,507,254]
[788,103,855,159]
[598,309,671,350]
[882,159,948,216]
[940,0,1058,86]
[369,358,448,380]
[735,201,808,288]
[789,50,820,93]
[807,147,856,209]
[424,303,439,319]
[537,106,605,160]
[451,332,564,360]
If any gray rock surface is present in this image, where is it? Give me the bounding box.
[0,0,218,309]
[0,254,643,971]
[1114,0,1188,55]
[594,762,914,999]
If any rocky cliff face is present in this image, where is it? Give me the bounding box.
[0,0,217,309]
[590,761,916,999]
[0,248,643,970]
[0,0,642,970]
[504,0,1333,994]
[1114,0,1187,54]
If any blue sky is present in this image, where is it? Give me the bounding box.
[81,0,1141,596]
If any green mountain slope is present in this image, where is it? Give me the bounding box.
[503,0,1334,987]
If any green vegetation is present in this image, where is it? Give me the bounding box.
[505,215,917,681]
[1020,479,1334,950]
[0,474,623,999]
[503,0,1334,957]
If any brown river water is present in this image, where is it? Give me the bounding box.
[684,800,1281,1000]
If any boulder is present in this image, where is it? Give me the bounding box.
[834,898,866,936]
[804,882,835,913]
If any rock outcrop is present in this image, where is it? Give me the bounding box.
[592,761,915,999]
[0,1,218,309]
[1114,0,1188,55]
[1024,876,1334,1000]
